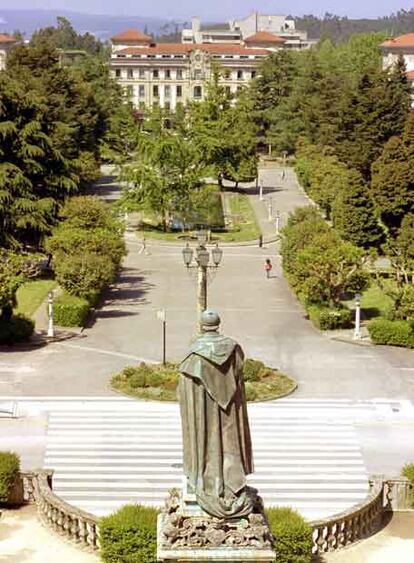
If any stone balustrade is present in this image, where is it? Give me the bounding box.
[20,470,100,551]
[18,471,411,557]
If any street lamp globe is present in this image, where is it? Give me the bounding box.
[182,243,194,267]
[211,243,223,267]
[196,247,210,268]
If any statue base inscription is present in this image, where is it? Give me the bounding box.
[157,489,276,562]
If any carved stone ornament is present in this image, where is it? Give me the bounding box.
[159,489,273,551]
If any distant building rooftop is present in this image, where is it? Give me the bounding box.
[0,33,17,44]
[111,29,152,43]
[245,31,286,44]
[381,33,414,49]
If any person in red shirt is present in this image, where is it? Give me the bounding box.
[264,258,272,278]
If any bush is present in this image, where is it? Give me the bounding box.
[54,252,115,299]
[244,381,258,401]
[0,314,34,344]
[368,318,414,348]
[0,452,20,501]
[100,504,158,563]
[60,196,121,232]
[401,463,414,506]
[307,304,353,330]
[53,292,90,327]
[243,358,265,382]
[265,506,313,563]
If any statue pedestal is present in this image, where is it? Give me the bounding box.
[157,489,275,562]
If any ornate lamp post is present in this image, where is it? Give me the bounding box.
[182,231,223,330]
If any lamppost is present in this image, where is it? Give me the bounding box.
[47,291,54,338]
[275,209,280,235]
[182,231,223,330]
[267,198,273,221]
[354,293,362,340]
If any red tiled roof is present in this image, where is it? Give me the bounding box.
[111,29,152,42]
[245,31,286,44]
[0,33,17,44]
[381,33,414,49]
[407,70,414,80]
[116,43,269,56]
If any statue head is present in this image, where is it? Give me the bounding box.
[201,309,220,332]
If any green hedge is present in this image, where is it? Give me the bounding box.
[307,304,352,330]
[368,318,414,348]
[0,314,34,345]
[0,452,20,501]
[100,504,158,563]
[53,292,90,327]
[265,506,312,563]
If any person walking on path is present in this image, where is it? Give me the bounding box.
[264,258,272,278]
[138,236,149,255]
[258,234,263,248]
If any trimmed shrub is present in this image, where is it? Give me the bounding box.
[244,381,258,401]
[401,463,414,506]
[265,506,312,563]
[100,504,158,563]
[368,318,414,348]
[54,252,115,299]
[0,452,20,501]
[53,293,90,327]
[0,314,34,344]
[307,304,352,330]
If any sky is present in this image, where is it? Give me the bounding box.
[2,1,413,20]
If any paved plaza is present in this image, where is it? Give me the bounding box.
[0,165,413,560]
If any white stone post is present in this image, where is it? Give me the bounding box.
[47,291,54,338]
[275,210,280,234]
[268,199,273,221]
[354,293,361,339]
[259,181,263,201]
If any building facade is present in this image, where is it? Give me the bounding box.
[381,33,414,104]
[182,12,313,50]
[0,33,18,70]
[110,29,271,110]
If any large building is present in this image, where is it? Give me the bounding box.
[0,33,18,70]
[182,12,312,50]
[381,33,414,103]
[110,30,274,110]
[110,13,310,110]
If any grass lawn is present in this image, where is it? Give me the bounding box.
[342,283,394,320]
[15,279,57,318]
[135,185,260,243]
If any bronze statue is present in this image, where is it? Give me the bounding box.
[178,310,255,519]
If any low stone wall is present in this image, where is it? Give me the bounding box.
[18,471,412,557]
[309,475,412,555]
[20,470,100,551]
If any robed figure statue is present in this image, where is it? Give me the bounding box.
[178,310,255,519]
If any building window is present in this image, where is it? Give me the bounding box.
[139,85,145,98]
[127,69,133,79]
[153,85,159,97]
[225,86,231,95]
[176,85,182,97]
[237,70,243,80]
[165,69,171,79]
[165,101,171,110]
[126,85,133,97]
[176,69,183,79]
[194,69,202,80]
[153,69,159,78]
[224,70,230,80]
[139,69,145,78]
[165,85,171,98]
[251,70,256,79]
[115,69,121,77]
[193,85,202,99]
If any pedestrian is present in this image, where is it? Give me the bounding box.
[139,236,147,254]
[258,234,263,248]
[264,258,272,278]
[281,169,286,181]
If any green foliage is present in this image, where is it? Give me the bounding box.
[265,506,312,563]
[0,314,34,344]
[244,381,258,401]
[281,207,369,307]
[243,359,265,382]
[99,504,158,563]
[307,304,352,330]
[59,196,121,232]
[15,279,57,318]
[371,113,414,234]
[54,252,115,300]
[30,16,103,54]
[401,463,414,506]
[368,318,414,348]
[0,452,20,500]
[53,292,90,327]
